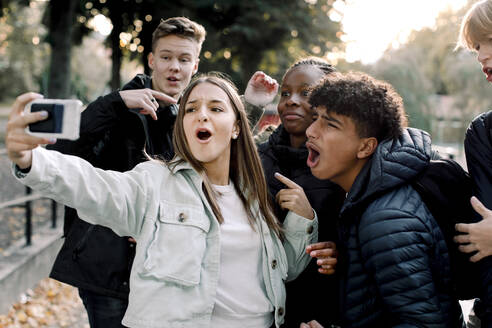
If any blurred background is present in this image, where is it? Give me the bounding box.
[0,0,490,160]
[0,1,489,325]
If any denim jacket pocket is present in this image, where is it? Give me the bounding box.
[140,201,210,286]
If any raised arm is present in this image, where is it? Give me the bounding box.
[7,92,154,238]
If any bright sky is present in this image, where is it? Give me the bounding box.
[334,0,468,63]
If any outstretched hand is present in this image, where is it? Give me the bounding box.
[275,172,314,220]
[306,241,338,275]
[244,71,279,107]
[119,88,176,120]
[455,196,492,262]
[6,92,56,169]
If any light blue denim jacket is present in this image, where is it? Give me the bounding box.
[15,147,318,328]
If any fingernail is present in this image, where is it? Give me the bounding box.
[39,111,48,117]
[49,138,57,143]
[311,251,317,257]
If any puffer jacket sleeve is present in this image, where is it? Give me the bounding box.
[14,147,154,238]
[358,207,446,327]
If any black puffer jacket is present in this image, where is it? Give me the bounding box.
[465,110,492,327]
[337,128,462,327]
[258,125,345,327]
[48,74,177,298]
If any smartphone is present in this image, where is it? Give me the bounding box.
[24,99,83,140]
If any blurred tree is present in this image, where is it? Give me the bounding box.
[370,47,433,131]
[0,1,49,101]
[79,0,342,90]
[45,0,78,98]
[365,0,491,136]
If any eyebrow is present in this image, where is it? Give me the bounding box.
[186,99,227,105]
[158,49,194,57]
[282,82,311,89]
[324,115,342,125]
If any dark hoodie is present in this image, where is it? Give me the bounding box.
[465,110,492,327]
[258,125,345,327]
[48,74,177,298]
[337,128,462,327]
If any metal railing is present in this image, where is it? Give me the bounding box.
[0,148,57,246]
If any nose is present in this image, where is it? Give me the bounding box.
[306,119,317,139]
[197,107,208,122]
[478,46,491,64]
[286,93,301,106]
[169,57,180,71]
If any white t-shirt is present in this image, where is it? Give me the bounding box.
[210,181,274,328]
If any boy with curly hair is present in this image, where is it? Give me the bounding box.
[300,72,463,328]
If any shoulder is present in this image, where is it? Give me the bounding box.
[121,74,149,90]
[465,110,492,152]
[257,140,276,165]
[257,139,271,153]
[133,160,172,180]
[359,185,432,237]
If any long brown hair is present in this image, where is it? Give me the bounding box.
[170,73,282,237]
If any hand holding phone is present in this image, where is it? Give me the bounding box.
[24,99,83,140]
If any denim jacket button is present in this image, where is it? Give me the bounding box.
[277,307,284,316]
[178,212,186,222]
[271,259,277,269]
[306,225,314,234]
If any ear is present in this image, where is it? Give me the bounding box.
[357,137,377,159]
[232,121,240,139]
[148,52,155,71]
[192,58,200,75]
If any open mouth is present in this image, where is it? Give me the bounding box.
[168,76,179,82]
[306,143,320,168]
[483,67,492,82]
[196,129,212,141]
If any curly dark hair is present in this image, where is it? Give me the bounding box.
[308,72,408,142]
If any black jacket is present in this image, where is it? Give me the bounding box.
[338,128,462,327]
[258,125,345,327]
[465,110,492,327]
[48,74,177,299]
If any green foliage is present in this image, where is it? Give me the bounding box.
[75,0,342,90]
[0,2,49,101]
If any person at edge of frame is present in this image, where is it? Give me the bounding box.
[454,1,492,327]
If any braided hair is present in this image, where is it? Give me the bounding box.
[285,56,336,78]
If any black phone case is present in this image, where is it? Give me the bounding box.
[29,103,64,133]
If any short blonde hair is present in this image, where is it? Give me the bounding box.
[457,0,492,50]
[152,17,206,55]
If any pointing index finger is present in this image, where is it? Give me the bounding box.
[274,172,300,189]
[150,89,177,104]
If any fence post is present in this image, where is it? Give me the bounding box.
[25,187,32,246]
[51,200,57,228]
